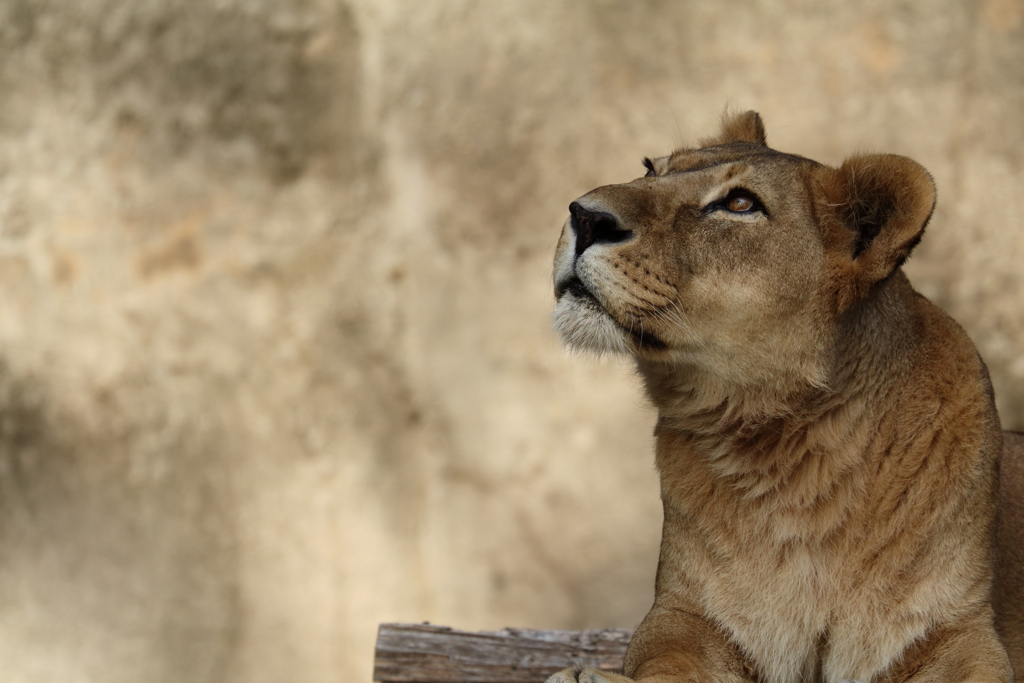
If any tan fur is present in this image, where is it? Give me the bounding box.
[547,112,1022,683]
[996,432,1024,663]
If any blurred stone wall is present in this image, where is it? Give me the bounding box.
[0,1,1021,682]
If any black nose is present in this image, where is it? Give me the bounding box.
[569,202,632,256]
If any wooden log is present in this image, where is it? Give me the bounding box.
[373,623,633,683]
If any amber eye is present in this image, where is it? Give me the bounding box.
[727,194,755,212]
[703,189,765,216]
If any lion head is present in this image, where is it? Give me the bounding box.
[552,111,936,396]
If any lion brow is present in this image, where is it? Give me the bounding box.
[666,149,819,175]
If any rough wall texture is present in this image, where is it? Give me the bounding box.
[0,1,1021,682]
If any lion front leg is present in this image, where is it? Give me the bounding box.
[546,666,635,683]
[874,612,1013,683]
[545,605,750,683]
[621,606,754,683]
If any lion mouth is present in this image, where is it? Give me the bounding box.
[556,277,668,350]
[556,277,597,302]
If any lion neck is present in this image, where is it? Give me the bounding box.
[636,271,921,502]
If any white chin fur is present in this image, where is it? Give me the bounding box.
[552,295,630,354]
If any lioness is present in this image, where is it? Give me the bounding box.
[548,112,1023,683]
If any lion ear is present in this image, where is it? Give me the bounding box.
[700,110,767,147]
[821,153,936,285]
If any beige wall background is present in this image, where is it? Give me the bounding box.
[0,1,1022,682]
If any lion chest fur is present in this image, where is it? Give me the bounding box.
[641,279,1000,683]
[550,111,1015,683]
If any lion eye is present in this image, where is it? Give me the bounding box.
[702,189,765,216]
[727,194,755,212]
[704,189,765,216]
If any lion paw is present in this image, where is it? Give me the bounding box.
[545,666,634,683]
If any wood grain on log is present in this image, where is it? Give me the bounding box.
[373,623,633,683]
